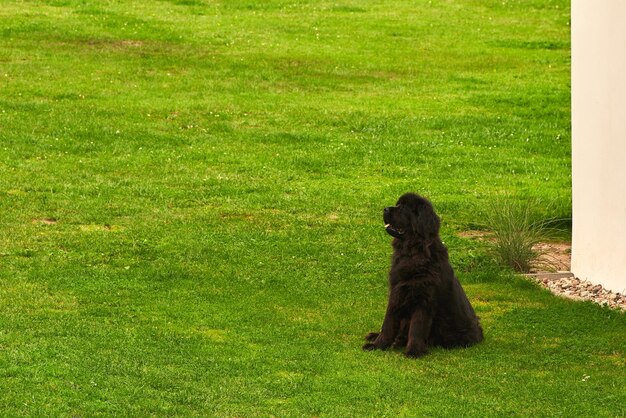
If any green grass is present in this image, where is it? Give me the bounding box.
[1,0,624,416]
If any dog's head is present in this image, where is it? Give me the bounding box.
[383,193,440,243]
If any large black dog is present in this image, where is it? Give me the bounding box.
[363,193,483,358]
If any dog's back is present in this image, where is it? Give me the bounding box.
[431,262,483,348]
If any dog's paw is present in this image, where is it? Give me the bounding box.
[404,348,428,359]
[362,342,378,351]
[393,336,408,348]
[364,332,379,342]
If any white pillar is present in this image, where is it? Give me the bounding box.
[571,0,626,293]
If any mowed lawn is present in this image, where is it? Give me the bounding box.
[1,0,624,416]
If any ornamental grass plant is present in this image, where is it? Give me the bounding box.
[483,198,564,273]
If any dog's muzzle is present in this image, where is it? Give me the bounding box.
[384,207,404,238]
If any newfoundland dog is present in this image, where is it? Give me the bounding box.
[363,193,483,358]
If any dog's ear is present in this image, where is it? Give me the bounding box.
[411,203,440,243]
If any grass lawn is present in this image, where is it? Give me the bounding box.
[1,0,624,416]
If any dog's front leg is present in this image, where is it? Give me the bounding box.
[364,318,408,346]
[405,308,433,358]
[362,304,400,351]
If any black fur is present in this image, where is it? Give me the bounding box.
[363,193,483,358]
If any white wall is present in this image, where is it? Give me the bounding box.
[571,0,626,294]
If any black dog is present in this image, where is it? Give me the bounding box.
[363,193,483,358]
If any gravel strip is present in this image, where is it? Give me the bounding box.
[527,274,626,311]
